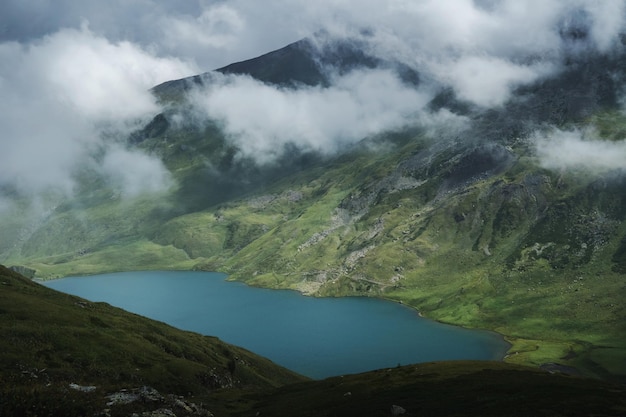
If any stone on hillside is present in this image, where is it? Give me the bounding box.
[391,404,406,415]
[69,383,97,393]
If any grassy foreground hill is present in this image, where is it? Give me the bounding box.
[2,39,626,381]
[2,265,625,416]
[0,265,305,416]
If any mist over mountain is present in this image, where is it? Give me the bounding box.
[2,0,626,392]
[147,22,626,171]
[2,0,625,209]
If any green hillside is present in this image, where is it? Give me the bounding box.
[2,41,626,382]
[2,265,625,416]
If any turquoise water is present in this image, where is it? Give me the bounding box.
[45,271,509,379]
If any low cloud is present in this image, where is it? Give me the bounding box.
[0,26,194,201]
[585,1,626,51]
[34,25,193,120]
[438,56,555,108]
[188,69,430,163]
[419,108,471,140]
[100,146,173,198]
[534,128,626,172]
[1,0,626,201]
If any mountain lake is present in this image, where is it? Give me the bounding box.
[44,270,510,379]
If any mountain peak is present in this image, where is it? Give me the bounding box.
[151,36,413,102]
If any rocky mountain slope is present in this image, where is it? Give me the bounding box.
[2,36,626,380]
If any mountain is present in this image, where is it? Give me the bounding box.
[2,265,625,416]
[152,36,413,99]
[2,36,626,382]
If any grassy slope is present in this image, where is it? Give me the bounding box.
[3,267,625,416]
[231,361,626,417]
[3,112,626,380]
[0,265,305,416]
[203,122,626,380]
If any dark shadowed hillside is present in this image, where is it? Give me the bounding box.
[0,265,305,416]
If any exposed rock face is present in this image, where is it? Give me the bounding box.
[69,383,97,393]
[8,265,36,278]
[106,386,164,406]
[103,386,214,417]
[391,404,407,415]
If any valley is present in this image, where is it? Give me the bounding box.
[43,270,509,379]
[5,2,626,415]
[2,32,626,386]
[2,265,625,416]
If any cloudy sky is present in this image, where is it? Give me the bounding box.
[1,0,625,204]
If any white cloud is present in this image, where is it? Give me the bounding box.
[439,56,555,107]
[37,25,194,120]
[0,26,195,198]
[534,128,626,172]
[100,146,173,198]
[189,69,429,163]
[4,0,624,69]
[586,0,626,51]
[1,0,626,198]
[419,108,471,140]
[161,5,246,50]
